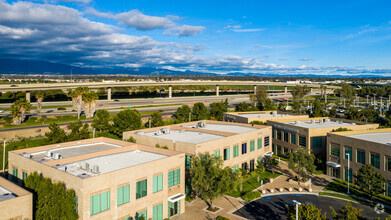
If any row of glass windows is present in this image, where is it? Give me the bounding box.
[121,201,180,220]
[272,145,290,156]
[213,137,269,161]
[272,129,300,146]
[10,167,28,183]
[91,169,181,216]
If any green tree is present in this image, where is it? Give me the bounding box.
[190,153,238,209]
[355,164,386,201]
[310,98,325,117]
[288,148,316,181]
[260,98,277,111]
[82,91,99,118]
[291,85,310,100]
[209,101,228,121]
[174,105,192,122]
[337,83,355,99]
[235,102,249,112]
[292,101,302,114]
[330,202,364,220]
[192,102,209,120]
[24,171,78,220]
[45,123,67,144]
[71,87,89,119]
[255,163,265,183]
[111,109,142,138]
[145,112,164,128]
[10,98,32,125]
[256,87,268,103]
[264,156,279,174]
[67,121,90,141]
[92,109,111,133]
[287,203,326,220]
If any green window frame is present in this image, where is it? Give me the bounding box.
[299,135,307,147]
[233,145,239,158]
[136,210,147,220]
[153,203,163,220]
[357,150,365,164]
[136,179,147,199]
[168,201,180,217]
[185,155,192,169]
[153,174,163,193]
[311,137,322,149]
[213,150,220,158]
[22,171,28,181]
[386,157,391,172]
[117,184,130,206]
[168,169,180,188]
[264,137,270,147]
[330,143,340,157]
[224,148,230,160]
[371,153,380,169]
[284,132,289,142]
[291,133,296,144]
[12,167,18,182]
[90,190,110,216]
[233,165,239,172]
[345,147,352,161]
[277,130,282,140]
[257,138,262,149]
[250,141,255,152]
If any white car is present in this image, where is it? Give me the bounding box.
[0,110,4,113]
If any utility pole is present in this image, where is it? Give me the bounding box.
[3,139,5,176]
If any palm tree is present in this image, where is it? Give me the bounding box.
[71,87,88,119]
[11,98,32,125]
[82,91,99,118]
[34,91,45,113]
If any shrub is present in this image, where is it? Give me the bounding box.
[242,191,261,201]
[216,216,230,220]
[127,136,136,143]
[251,120,265,125]
[2,116,12,123]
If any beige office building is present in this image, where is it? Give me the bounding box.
[0,176,32,220]
[267,118,378,156]
[326,128,391,196]
[223,111,309,124]
[124,120,272,174]
[8,137,185,220]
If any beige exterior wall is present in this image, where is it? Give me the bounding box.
[223,111,309,124]
[8,138,185,220]
[267,118,379,155]
[0,177,32,220]
[124,120,272,170]
[326,128,391,189]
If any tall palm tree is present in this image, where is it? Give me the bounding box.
[11,98,32,125]
[82,91,99,118]
[34,91,45,113]
[71,87,88,119]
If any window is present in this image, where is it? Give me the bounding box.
[357,150,366,164]
[345,147,352,161]
[213,150,220,158]
[136,210,147,220]
[277,145,282,156]
[387,182,391,197]
[168,201,180,217]
[12,167,18,182]
[344,167,352,183]
[291,133,296,144]
[272,128,276,138]
[136,179,147,199]
[371,153,380,169]
[22,171,28,181]
[386,157,391,172]
[90,190,110,215]
[242,162,248,170]
[185,155,192,169]
[330,143,340,157]
[257,138,262,149]
[299,135,306,147]
[257,156,262,164]
[250,141,255,152]
[224,148,230,160]
[233,145,239,158]
[277,130,282,140]
[272,144,276,153]
[284,147,289,154]
[311,137,322,149]
[250,160,255,172]
[242,143,247,154]
[117,185,130,206]
[153,174,163,193]
[233,165,239,172]
[168,169,180,187]
[264,136,270,147]
[284,132,289,142]
[153,203,163,220]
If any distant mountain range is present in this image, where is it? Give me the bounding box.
[0,59,389,78]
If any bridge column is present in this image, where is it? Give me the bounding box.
[284,86,288,94]
[216,85,219,97]
[310,88,313,93]
[169,85,172,98]
[26,91,31,102]
[253,85,257,95]
[107,87,111,101]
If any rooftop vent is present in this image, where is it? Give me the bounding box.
[53,153,61,160]
[135,131,145,135]
[272,111,278,117]
[77,173,91,179]
[44,151,52,158]
[295,121,299,125]
[325,119,331,122]
[311,120,315,124]
[135,150,141,153]
[161,128,170,134]
[92,165,100,174]
[198,121,206,128]
[81,162,89,171]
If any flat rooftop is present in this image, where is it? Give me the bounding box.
[237,113,295,119]
[56,150,168,178]
[0,185,16,202]
[144,129,225,144]
[284,119,357,129]
[182,123,258,134]
[347,132,391,146]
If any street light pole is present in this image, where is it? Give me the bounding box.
[346,153,350,194]
[293,200,301,220]
[3,140,5,176]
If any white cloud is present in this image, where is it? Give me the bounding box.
[164,24,205,37]
[231,28,265,32]
[299,58,311,61]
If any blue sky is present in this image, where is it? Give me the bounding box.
[1,0,391,76]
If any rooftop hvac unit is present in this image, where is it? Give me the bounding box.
[198,121,206,128]
[319,119,323,124]
[92,165,100,174]
[325,119,331,122]
[311,120,315,124]
[338,120,343,124]
[81,162,89,171]
[135,131,144,135]
[161,128,170,134]
[45,151,52,157]
[135,150,141,153]
[295,121,299,125]
[155,130,162,136]
[272,111,277,117]
[53,153,61,160]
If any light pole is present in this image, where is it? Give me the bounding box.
[374,94,376,105]
[366,95,369,104]
[346,153,350,194]
[293,200,302,220]
[3,139,5,176]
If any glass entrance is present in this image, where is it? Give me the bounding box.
[168,201,180,217]
[250,160,255,172]
[330,167,340,178]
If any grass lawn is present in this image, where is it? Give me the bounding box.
[1,115,89,129]
[226,171,281,198]
[319,192,361,203]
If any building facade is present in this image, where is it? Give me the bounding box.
[326,128,391,196]
[8,137,185,220]
[267,118,378,156]
[0,176,32,220]
[223,111,309,124]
